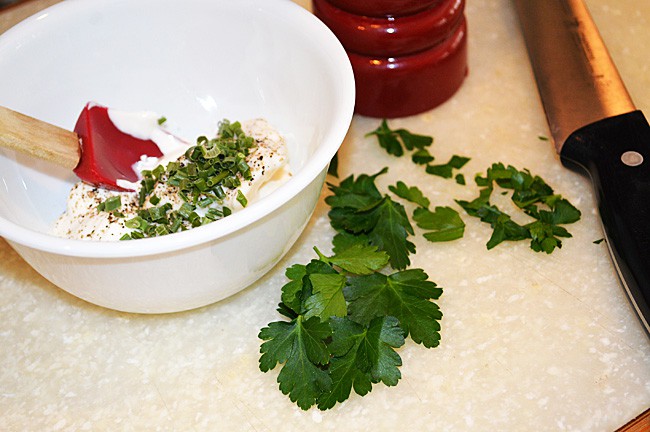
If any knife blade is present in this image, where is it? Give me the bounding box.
[513,0,650,336]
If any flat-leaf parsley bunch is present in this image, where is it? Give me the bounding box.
[259,169,448,410]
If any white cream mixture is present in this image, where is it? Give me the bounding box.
[51,115,290,241]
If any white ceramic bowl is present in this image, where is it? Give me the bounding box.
[0,0,354,313]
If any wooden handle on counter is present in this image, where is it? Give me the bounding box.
[0,105,80,170]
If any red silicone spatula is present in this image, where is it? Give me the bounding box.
[0,102,180,191]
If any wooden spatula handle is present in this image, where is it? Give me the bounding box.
[0,106,80,169]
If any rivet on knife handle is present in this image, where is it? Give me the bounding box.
[514,0,650,335]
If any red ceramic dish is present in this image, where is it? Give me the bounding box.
[349,17,468,118]
[313,0,465,57]
[326,0,439,17]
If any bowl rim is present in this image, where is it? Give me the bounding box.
[0,0,355,258]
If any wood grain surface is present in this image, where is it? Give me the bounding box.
[616,407,650,432]
[0,106,80,169]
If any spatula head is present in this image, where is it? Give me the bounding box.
[73,103,164,191]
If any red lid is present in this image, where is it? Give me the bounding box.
[313,0,465,57]
[325,0,440,17]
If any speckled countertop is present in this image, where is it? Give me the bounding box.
[1,0,649,431]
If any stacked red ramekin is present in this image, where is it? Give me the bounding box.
[313,0,468,118]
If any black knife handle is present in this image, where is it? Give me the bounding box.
[560,110,650,335]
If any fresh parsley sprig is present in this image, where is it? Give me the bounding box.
[326,168,415,270]
[325,169,466,270]
[259,246,442,410]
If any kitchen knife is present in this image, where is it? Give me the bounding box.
[513,0,650,336]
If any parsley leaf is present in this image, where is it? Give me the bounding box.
[365,119,433,157]
[388,181,465,244]
[346,269,443,348]
[326,169,385,211]
[425,155,470,179]
[396,127,434,151]
[317,316,405,410]
[327,170,415,270]
[412,148,435,165]
[365,119,404,156]
[258,315,333,410]
[332,231,370,254]
[368,197,415,270]
[317,244,389,276]
[316,317,373,410]
[279,264,308,317]
[280,260,338,316]
[389,181,431,208]
[305,273,348,320]
[413,206,466,242]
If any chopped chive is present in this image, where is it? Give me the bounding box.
[113,117,258,239]
[169,217,183,232]
[198,197,215,208]
[236,190,248,207]
[154,225,170,236]
[152,165,165,180]
[102,195,122,212]
[188,212,202,227]
[178,203,194,219]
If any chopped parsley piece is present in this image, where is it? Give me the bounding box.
[389,181,465,243]
[413,206,465,242]
[365,119,433,157]
[389,181,430,208]
[456,163,581,253]
[594,238,605,244]
[366,119,471,182]
[425,155,470,179]
[157,116,167,125]
[411,148,434,165]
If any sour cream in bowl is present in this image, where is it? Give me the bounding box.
[0,0,354,313]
